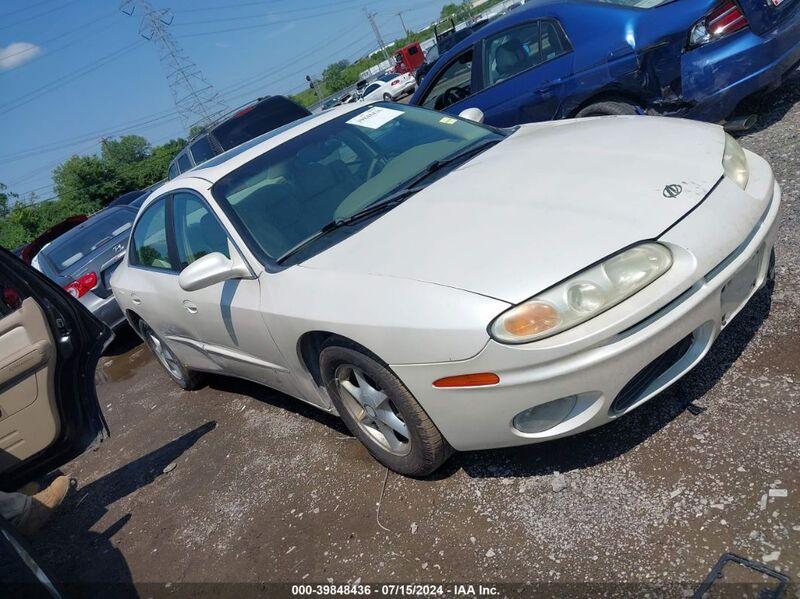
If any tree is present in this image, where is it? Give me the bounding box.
[0,182,16,218]
[440,3,460,19]
[101,135,151,169]
[322,60,355,94]
[52,155,127,213]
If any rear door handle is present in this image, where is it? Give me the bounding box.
[183,301,198,314]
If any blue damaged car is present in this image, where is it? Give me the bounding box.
[410,0,800,127]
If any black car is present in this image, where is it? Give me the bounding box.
[0,247,110,594]
[168,95,311,179]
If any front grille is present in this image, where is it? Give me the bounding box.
[611,334,694,413]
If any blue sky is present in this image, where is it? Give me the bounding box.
[0,0,446,202]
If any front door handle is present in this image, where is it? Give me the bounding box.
[183,300,198,314]
[131,294,142,305]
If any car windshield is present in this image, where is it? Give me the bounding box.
[44,209,134,272]
[212,104,504,261]
[594,0,672,7]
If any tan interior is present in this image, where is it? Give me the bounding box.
[0,297,58,475]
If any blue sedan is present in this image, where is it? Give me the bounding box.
[410,0,800,126]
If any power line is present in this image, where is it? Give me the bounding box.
[171,0,365,26]
[0,41,145,116]
[364,8,391,63]
[120,0,229,130]
[0,0,81,33]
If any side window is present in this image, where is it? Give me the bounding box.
[177,152,192,173]
[484,22,541,87]
[189,136,216,166]
[168,161,179,180]
[172,193,230,271]
[540,20,570,61]
[420,49,473,111]
[363,83,380,96]
[130,199,172,271]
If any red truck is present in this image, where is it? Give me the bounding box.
[393,42,425,75]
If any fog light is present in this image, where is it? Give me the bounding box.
[512,395,577,434]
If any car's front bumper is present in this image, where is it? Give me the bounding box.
[392,151,781,451]
[679,9,800,122]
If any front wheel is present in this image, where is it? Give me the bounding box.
[140,321,204,390]
[576,100,640,118]
[383,93,393,102]
[320,342,452,476]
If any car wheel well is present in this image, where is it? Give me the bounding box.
[126,309,144,336]
[298,331,387,386]
[569,91,645,118]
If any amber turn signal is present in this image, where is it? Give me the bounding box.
[433,372,500,388]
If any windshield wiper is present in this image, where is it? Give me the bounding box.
[275,186,424,264]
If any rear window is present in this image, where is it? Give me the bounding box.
[43,210,134,273]
[212,97,311,151]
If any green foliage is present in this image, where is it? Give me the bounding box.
[0,134,185,250]
[53,155,127,212]
[101,135,151,168]
[0,183,16,219]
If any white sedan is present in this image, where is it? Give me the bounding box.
[111,103,780,476]
[359,72,416,103]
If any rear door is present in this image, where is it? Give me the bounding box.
[0,248,110,492]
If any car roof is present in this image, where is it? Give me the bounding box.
[174,104,368,185]
[429,0,596,69]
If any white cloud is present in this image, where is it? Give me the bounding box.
[0,42,43,71]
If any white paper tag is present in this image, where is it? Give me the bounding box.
[347,106,403,130]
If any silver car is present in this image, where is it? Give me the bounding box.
[35,206,136,330]
[111,103,780,476]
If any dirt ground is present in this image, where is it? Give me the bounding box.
[27,75,799,597]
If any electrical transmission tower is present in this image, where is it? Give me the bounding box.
[120,0,228,132]
[364,9,391,63]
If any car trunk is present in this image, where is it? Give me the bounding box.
[62,232,129,299]
[737,0,798,34]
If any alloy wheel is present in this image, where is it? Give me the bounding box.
[147,332,185,383]
[334,364,411,456]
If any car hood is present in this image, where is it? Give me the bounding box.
[302,116,725,304]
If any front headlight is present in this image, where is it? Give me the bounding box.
[723,133,748,190]
[490,243,673,344]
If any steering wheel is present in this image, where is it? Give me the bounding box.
[441,86,469,108]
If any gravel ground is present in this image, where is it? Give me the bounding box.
[24,73,800,597]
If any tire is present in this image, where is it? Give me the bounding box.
[383,93,393,102]
[319,341,452,476]
[140,321,204,390]
[766,248,776,290]
[576,100,640,118]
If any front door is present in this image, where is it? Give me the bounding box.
[169,192,298,395]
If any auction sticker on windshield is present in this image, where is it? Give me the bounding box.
[347,106,403,129]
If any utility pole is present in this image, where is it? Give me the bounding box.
[396,11,409,37]
[364,8,391,63]
[120,0,228,132]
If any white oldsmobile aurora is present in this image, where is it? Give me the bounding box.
[111,103,780,476]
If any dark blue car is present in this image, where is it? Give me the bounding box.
[410,0,800,126]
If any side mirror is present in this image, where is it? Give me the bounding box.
[178,251,250,292]
[458,108,484,124]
